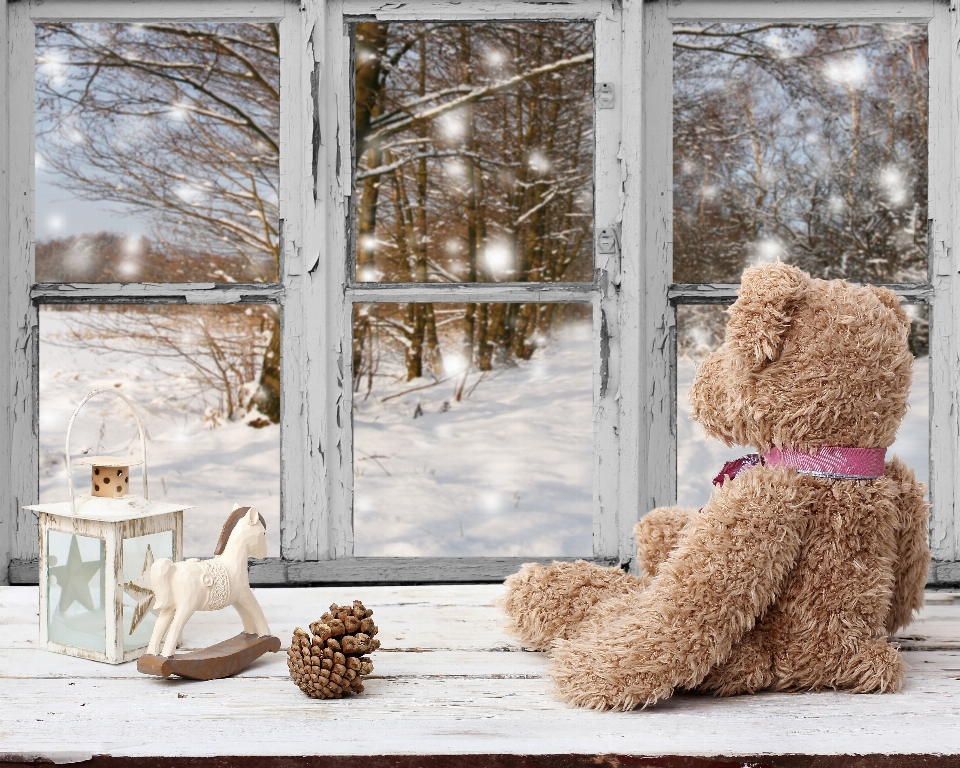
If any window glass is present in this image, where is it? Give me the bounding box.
[673,23,928,284]
[676,303,929,510]
[353,302,593,556]
[35,22,280,283]
[39,304,280,556]
[353,22,595,284]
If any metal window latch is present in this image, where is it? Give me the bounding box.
[596,83,615,110]
[598,226,622,287]
[597,226,620,255]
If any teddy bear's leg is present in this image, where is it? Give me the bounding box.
[499,560,647,649]
[883,457,930,635]
[547,469,808,710]
[634,506,695,579]
[772,632,905,693]
[696,624,776,696]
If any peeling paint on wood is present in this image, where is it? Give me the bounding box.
[4,585,960,760]
[0,0,10,586]
[927,0,959,566]
[4,0,960,585]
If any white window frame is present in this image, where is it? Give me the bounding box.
[0,0,643,585]
[645,0,960,587]
[2,0,958,586]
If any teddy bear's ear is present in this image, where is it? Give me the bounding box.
[726,262,809,369]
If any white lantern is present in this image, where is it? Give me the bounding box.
[25,389,191,664]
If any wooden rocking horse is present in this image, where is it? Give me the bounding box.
[137,504,280,680]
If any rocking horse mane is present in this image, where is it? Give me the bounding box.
[214,506,266,556]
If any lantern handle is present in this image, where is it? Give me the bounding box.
[65,389,149,514]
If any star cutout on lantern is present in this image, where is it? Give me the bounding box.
[123,544,156,635]
[49,534,102,614]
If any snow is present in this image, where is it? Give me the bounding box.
[37,308,930,561]
[677,356,930,509]
[353,324,594,557]
[38,309,280,558]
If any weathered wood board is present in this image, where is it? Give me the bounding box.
[3,584,960,761]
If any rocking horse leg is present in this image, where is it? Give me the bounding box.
[161,606,196,657]
[234,590,271,637]
[148,608,176,656]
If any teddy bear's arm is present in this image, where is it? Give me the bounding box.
[884,457,931,635]
[547,467,810,710]
[634,506,696,579]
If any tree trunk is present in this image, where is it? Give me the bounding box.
[249,307,281,422]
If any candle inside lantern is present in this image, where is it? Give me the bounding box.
[76,457,134,498]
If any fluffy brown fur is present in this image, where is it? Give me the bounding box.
[500,262,929,710]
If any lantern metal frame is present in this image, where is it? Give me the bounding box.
[29,389,188,664]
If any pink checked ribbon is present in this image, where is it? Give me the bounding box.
[712,446,886,487]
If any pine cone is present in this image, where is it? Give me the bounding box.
[287,600,381,699]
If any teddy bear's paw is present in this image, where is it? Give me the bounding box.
[548,637,674,711]
[498,561,645,649]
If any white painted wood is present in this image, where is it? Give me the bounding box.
[666,0,936,23]
[32,283,283,303]
[0,0,11,586]
[278,0,346,561]
[610,0,643,570]
[591,1,622,561]
[637,1,676,531]
[341,0,605,22]
[28,0,286,22]
[35,510,183,663]
[3,585,960,759]
[7,1,38,575]
[928,0,959,566]
[668,283,934,305]
[348,283,595,303]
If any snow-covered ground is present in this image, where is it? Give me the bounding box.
[353,324,594,557]
[38,309,929,560]
[39,309,280,557]
[677,356,930,509]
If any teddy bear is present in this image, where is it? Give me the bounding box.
[500,261,930,710]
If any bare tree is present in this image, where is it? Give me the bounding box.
[36,22,282,420]
[353,22,595,389]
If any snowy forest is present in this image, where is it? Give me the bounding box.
[34,20,931,554]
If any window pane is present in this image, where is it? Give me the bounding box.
[353,302,593,556]
[353,22,594,284]
[676,304,929,510]
[35,23,280,283]
[673,24,928,284]
[39,304,280,556]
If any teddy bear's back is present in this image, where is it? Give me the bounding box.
[699,456,929,696]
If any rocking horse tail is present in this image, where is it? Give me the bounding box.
[151,558,176,611]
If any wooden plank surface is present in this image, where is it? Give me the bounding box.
[3,584,960,761]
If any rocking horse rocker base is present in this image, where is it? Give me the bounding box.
[138,505,280,681]
[138,632,281,680]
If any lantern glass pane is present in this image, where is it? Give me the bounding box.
[122,531,174,652]
[675,304,930,509]
[35,22,280,283]
[353,301,593,556]
[46,530,106,652]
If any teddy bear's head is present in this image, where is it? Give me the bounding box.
[689,262,913,451]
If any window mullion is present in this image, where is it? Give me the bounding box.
[633,0,674,561]
[928,0,960,579]
[3,1,39,580]
[592,3,624,561]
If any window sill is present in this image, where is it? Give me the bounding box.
[2,584,960,766]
